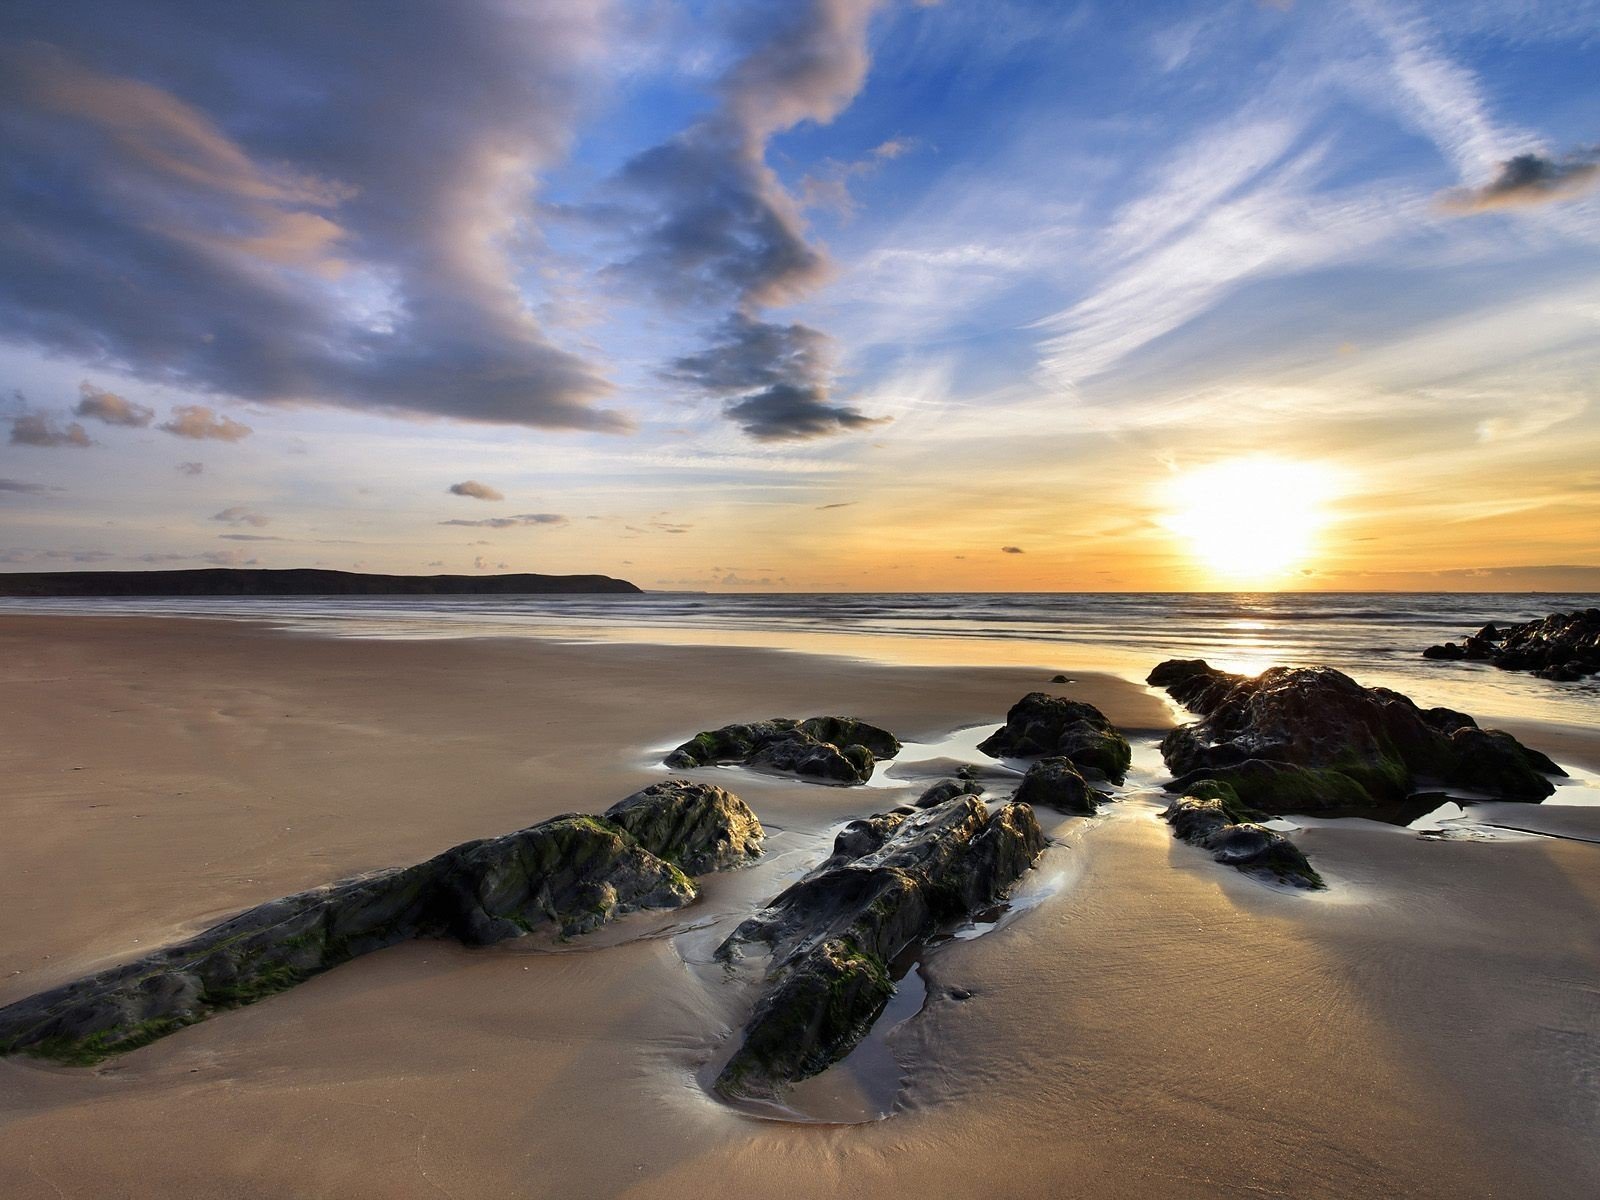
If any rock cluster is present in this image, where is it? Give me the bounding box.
[977,693,1132,781]
[1014,757,1103,814]
[0,781,761,1065]
[1163,783,1322,889]
[1148,659,1564,815]
[1424,609,1600,681]
[664,716,901,784]
[713,795,1045,1101]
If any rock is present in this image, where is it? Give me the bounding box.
[713,796,1045,1100]
[663,716,900,785]
[1,790,764,1065]
[1013,757,1100,814]
[977,693,1132,782]
[1050,673,1070,683]
[1147,659,1564,815]
[1162,789,1322,889]
[1423,609,1600,679]
[604,779,763,875]
[914,778,984,808]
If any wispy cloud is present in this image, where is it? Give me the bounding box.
[10,412,91,448]
[448,480,504,501]
[159,405,252,441]
[74,382,154,427]
[440,513,567,529]
[212,505,269,527]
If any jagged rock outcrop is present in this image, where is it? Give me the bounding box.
[1424,609,1600,681]
[1148,659,1565,815]
[0,788,763,1065]
[977,693,1131,782]
[1163,782,1322,889]
[603,779,762,874]
[1013,757,1102,814]
[713,796,1045,1101]
[664,716,901,784]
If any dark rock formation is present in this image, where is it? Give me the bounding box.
[1148,659,1565,815]
[0,567,641,596]
[1163,782,1322,889]
[1423,609,1600,681]
[664,716,901,785]
[913,778,984,808]
[603,779,763,875]
[1013,757,1101,815]
[713,796,1045,1101]
[977,693,1131,782]
[1,792,763,1065]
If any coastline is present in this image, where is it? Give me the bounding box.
[1,614,1597,1198]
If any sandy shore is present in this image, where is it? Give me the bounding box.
[1,615,1597,1198]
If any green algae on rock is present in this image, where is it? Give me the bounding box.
[0,784,763,1066]
[712,796,1045,1102]
[977,693,1132,782]
[663,715,902,784]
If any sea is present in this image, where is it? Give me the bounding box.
[4,591,1597,728]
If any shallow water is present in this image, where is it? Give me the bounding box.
[5,590,1597,725]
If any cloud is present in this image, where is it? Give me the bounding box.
[448,480,504,501]
[0,478,51,494]
[212,505,269,527]
[176,461,204,475]
[612,0,886,439]
[473,555,510,570]
[816,501,856,510]
[0,4,628,432]
[1001,545,1025,554]
[158,405,252,441]
[10,412,91,448]
[667,312,886,441]
[218,533,284,542]
[1441,149,1600,212]
[439,512,566,529]
[727,382,889,441]
[73,381,155,426]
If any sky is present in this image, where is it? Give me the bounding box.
[1,0,1598,592]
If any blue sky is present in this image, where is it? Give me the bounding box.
[2,0,1598,589]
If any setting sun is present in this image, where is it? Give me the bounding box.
[1159,457,1340,583]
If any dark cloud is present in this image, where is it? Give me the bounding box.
[667,313,886,441]
[74,381,154,426]
[176,461,204,475]
[613,0,886,441]
[10,412,91,447]
[158,405,252,441]
[212,505,269,527]
[0,478,51,494]
[727,382,887,441]
[1001,546,1025,554]
[1443,149,1600,212]
[439,512,566,529]
[218,533,284,541]
[816,501,856,510]
[0,2,627,432]
[448,480,504,501]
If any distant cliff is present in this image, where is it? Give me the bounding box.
[0,568,643,597]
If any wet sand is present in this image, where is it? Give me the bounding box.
[1,615,1597,1198]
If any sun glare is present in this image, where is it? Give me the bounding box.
[1159,457,1340,584]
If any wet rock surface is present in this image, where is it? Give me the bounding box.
[1148,659,1565,815]
[1,791,763,1065]
[604,779,763,875]
[1163,783,1322,889]
[1013,757,1102,814]
[664,716,901,784]
[712,796,1045,1102]
[914,778,985,808]
[1424,609,1600,681]
[977,693,1132,782]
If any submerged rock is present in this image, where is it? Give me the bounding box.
[914,777,984,808]
[713,796,1045,1101]
[0,790,764,1065]
[1163,783,1322,889]
[1013,757,1101,814]
[1423,609,1600,680]
[1148,659,1565,815]
[604,779,762,875]
[977,693,1131,782]
[664,716,901,785]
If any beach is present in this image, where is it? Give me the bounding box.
[2,613,1598,1198]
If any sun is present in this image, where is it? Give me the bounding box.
[1158,457,1340,584]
